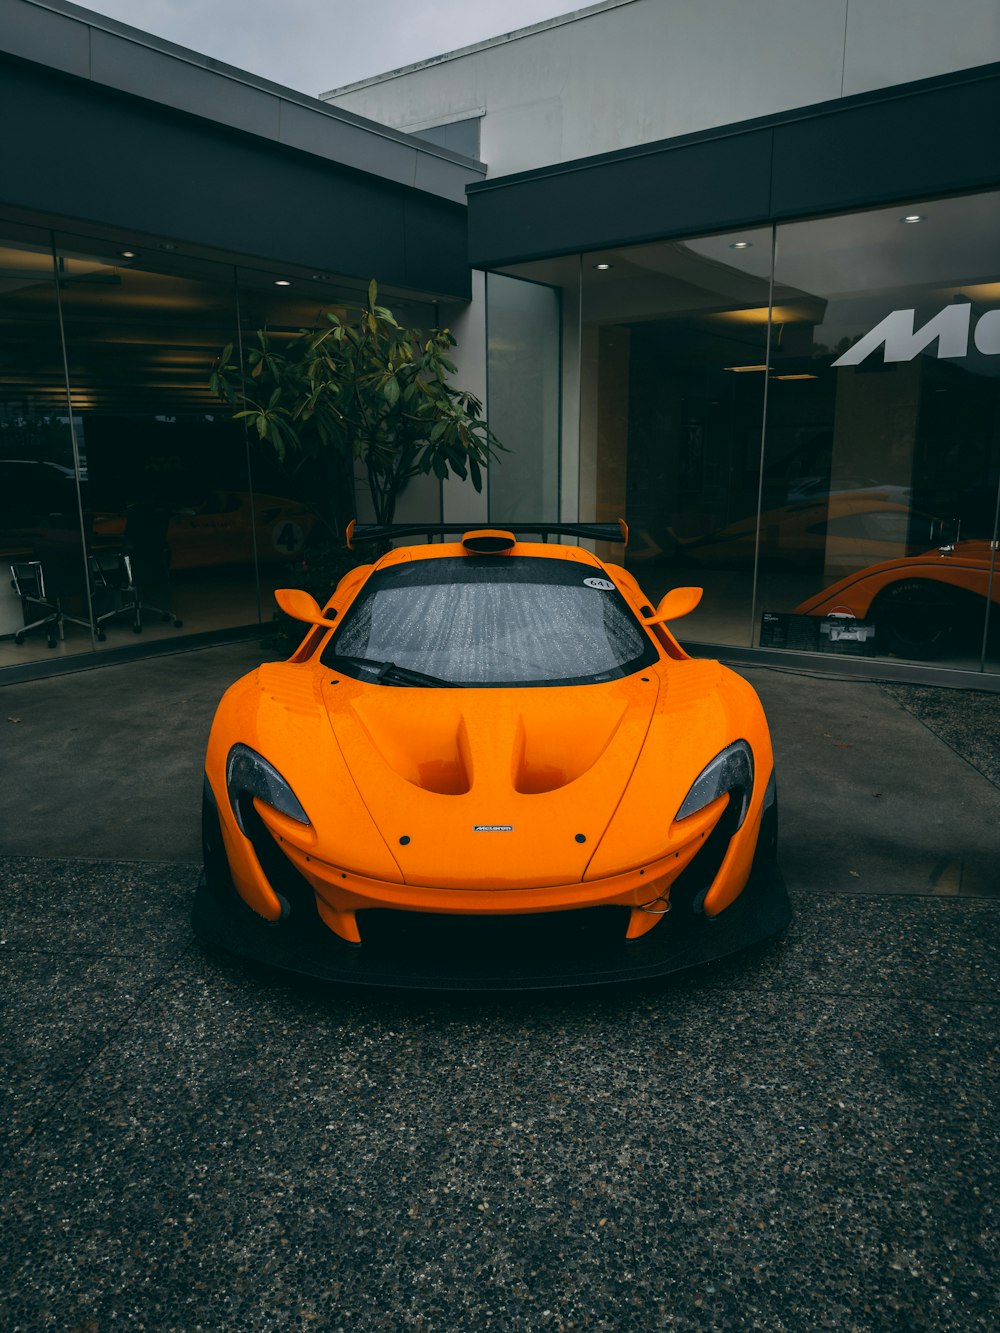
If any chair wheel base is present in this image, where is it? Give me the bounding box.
[14,632,24,646]
[173,619,183,628]
[133,624,143,634]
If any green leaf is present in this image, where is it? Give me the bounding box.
[210,285,504,524]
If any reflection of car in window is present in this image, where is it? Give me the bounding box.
[795,540,1000,659]
[91,492,315,569]
[194,522,790,990]
[660,488,946,572]
[806,508,949,547]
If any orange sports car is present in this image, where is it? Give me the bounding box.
[193,522,789,989]
[795,539,1000,659]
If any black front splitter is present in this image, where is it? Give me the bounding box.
[191,862,791,993]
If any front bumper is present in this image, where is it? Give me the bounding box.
[192,811,790,992]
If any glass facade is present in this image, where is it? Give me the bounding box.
[491,191,1000,676]
[0,220,438,671]
[486,272,561,522]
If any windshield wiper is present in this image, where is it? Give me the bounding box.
[327,654,456,688]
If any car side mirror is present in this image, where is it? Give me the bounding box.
[274,588,329,626]
[648,586,703,624]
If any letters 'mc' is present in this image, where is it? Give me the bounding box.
[832,302,1000,367]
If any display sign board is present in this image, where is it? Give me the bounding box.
[760,611,878,656]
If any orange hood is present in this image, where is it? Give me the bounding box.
[321,674,661,888]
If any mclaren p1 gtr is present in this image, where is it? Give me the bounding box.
[794,538,1000,659]
[193,521,789,989]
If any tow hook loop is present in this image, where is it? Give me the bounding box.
[639,895,671,915]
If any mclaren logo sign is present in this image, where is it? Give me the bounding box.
[832,302,1000,367]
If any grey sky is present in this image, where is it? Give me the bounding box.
[75,0,581,97]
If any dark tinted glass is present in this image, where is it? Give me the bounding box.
[323,556,658,686]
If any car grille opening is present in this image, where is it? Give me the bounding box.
[357,906,631,963]
[240,802,321,919]
[669,806,740,914]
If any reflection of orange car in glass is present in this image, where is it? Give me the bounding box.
[794,540,1000,659]
[92,492,316,569]
[659,488,945,572]
[193,521,789,990]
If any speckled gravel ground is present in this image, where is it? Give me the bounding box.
[2,857,997,1331]
[878,682,1000,790]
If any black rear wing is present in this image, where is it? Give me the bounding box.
[346,519,628,550]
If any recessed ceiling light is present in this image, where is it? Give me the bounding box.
[118,249,137,259]
[729,241,753,250]
[901,214,926,224]
[593,262,613,271]
[274,279,292,287]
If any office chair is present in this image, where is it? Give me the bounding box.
[10,539,95,648]
[124,504,183,631]
[89,548,140,638]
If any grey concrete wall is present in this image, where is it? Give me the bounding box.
[325,0,1000,177]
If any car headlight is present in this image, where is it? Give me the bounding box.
[675,740,754,830]
[226,743,310,833]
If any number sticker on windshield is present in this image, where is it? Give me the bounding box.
[584,577,615,591]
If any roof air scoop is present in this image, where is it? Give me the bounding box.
[462,528,516,554]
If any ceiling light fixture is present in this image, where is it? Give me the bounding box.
[274,279,292,287]
[729,241,753,250]
[901,214,926,224]
[118,249,137,259]
[593,262,613,271]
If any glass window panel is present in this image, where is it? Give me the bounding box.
[0,226,93,667]
[54,239,254,649]
[579,228,774,648]
[760,193,1000,673]
[486,272,562,523]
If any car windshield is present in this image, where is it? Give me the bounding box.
[322,555,659,687]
